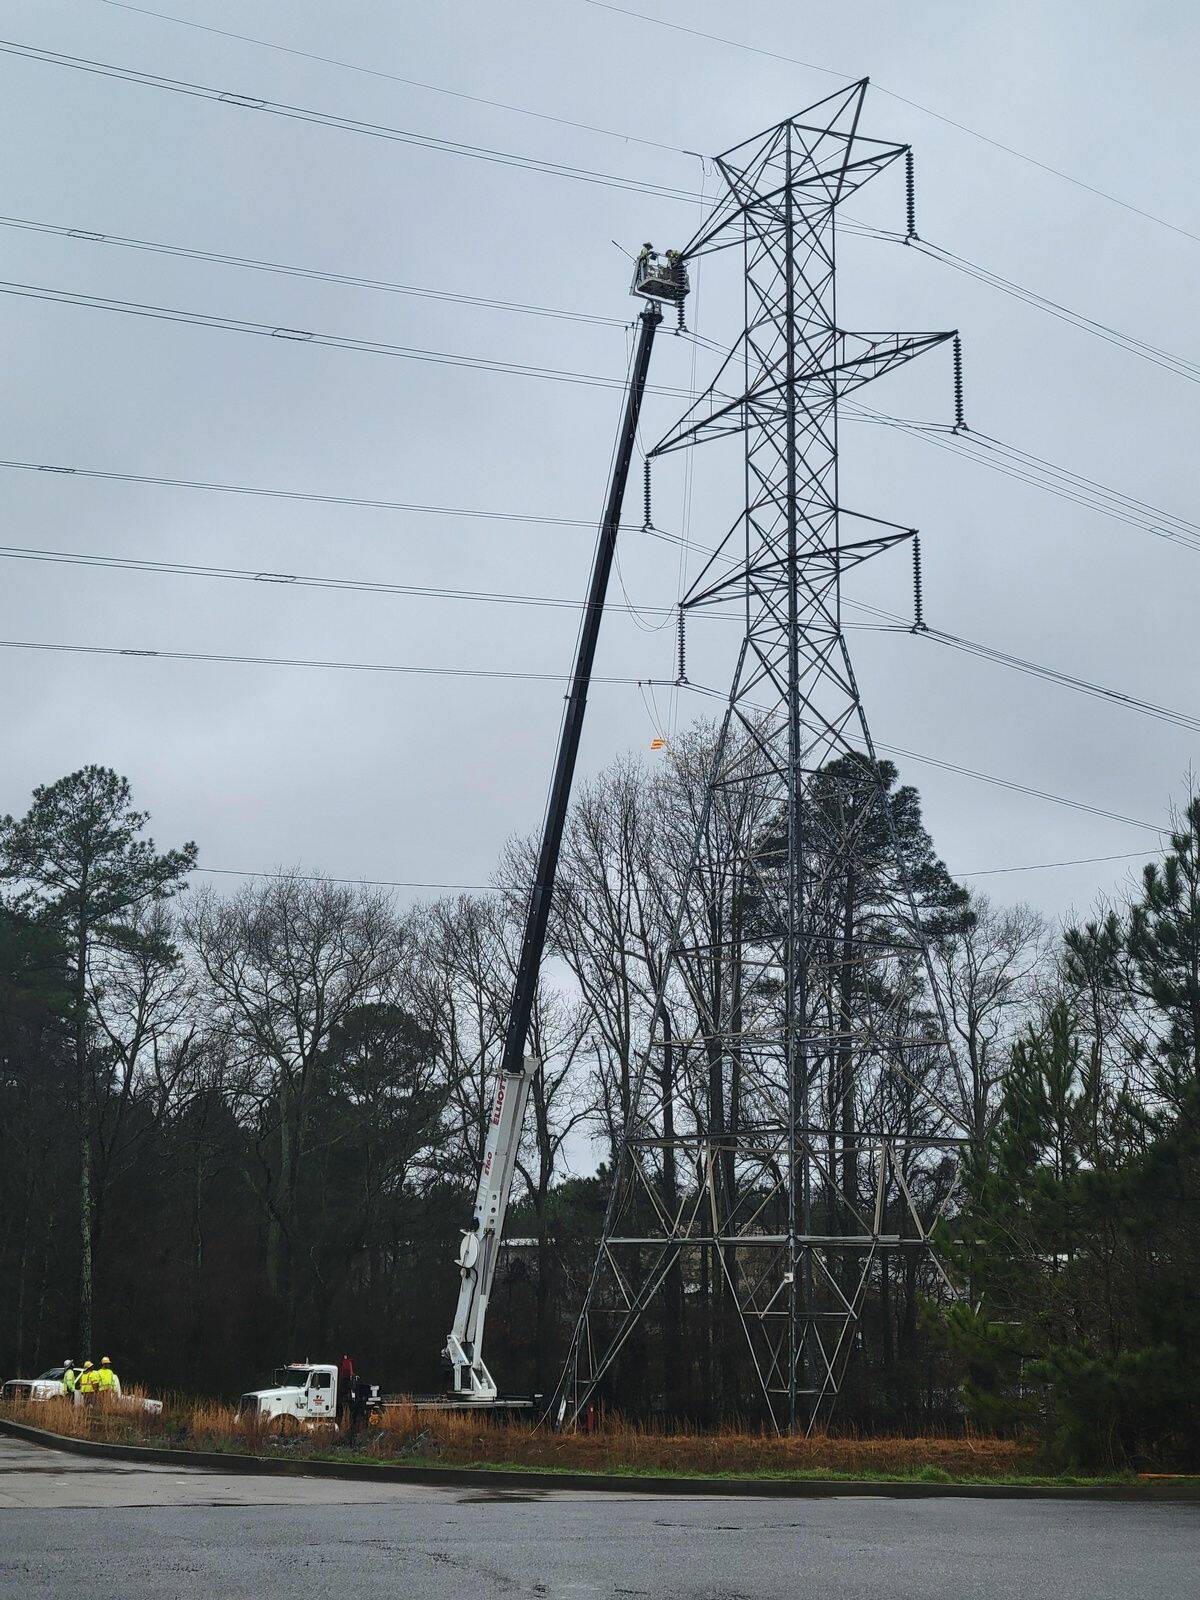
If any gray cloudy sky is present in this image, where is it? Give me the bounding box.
[3,0,1198,926]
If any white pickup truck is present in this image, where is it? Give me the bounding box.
[237,1362,380,1430]
[2,1366,75,1402]
[2,1366,163,1413]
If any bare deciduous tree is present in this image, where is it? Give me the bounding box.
[183,876,404,1333]
[936,894,1050,1144]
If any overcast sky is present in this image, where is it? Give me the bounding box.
[3,0,1198,929]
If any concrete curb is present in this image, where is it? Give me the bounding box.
[2,1416,1198,1501]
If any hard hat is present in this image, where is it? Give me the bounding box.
[64,1359,73,1367]
[82,1360,93,1370]
[101,1357,111,1366]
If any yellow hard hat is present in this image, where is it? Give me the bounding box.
[82,1361,93,1370]
[101,1357,111,1366]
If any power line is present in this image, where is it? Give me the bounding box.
[14,32,1195,399]
[8,422,1198,579]
[680,681,1159,833]
[11,260,1198,541]
[848,406,1200,553]
[68,4,1200,394]
[9,246,1196,572]
[0,631,1163,833]
[193,845,1166,895]
[0,277,698,398]
[8,435,1198,742]
[0,456,642,528]
[873,737,1159,833]
[8,432,1198,744]
[843,592,1200,738]
[0,214,630,330]
[854,229,1200,389]
[91,0,694,157]
[0,38,704,204]
[3,538,1195,738]
[962,432,1200,548]
[0,540,704,619]
[577,0,1200,249]
[91,0,1200,256]
[9,281,1193,563]
[15,204,1200,410]
[13,275,1196,563]
[957,848,1163,878]
[0,634,662,685]
[921,627,1200,735]
[0,453,726,568]
[909,236,1200,387]
[195,864,502,893]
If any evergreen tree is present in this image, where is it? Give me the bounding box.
[0,902,72,1373]
[0,767,196,1352]
[940,1001,1200,1468]
[1126,796,1200,1103]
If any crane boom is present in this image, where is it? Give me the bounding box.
[443,252,688,1402]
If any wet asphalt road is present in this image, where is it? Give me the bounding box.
[1,1434,1197,1599]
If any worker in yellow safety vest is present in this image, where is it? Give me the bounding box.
[95,1357,118,1395]
[77,1361,97,1398]
[62,1361,77,1399]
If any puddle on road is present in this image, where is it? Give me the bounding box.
[456,1490,544,1504]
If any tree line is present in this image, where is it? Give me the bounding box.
[0,746,1196,1466]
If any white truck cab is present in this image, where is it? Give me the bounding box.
[238,1362,340,1428]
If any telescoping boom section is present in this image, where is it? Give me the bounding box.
[442,255,687,1403]
[443,1054,536,1400]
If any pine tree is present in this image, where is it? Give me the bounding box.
[0,767,196,1353]
[1127,796,1200,1103]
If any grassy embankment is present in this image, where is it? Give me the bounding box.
[0,1393,1137,1485]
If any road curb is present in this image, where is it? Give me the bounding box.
[2,1416,1198,1501]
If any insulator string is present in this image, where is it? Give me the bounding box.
[905,149,918,241]
[912,533,926,631]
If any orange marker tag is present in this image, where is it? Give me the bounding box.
[650,738,667,750]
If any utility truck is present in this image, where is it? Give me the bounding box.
[237,1362,379,1429]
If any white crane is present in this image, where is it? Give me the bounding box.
[442,1055,536,1401]
[439,251,689,1405]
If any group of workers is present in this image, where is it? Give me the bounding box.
[62,1357,120,1401]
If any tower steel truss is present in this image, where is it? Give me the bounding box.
[556,83,966,1434]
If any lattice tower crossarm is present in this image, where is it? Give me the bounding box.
[554,82,970,1435]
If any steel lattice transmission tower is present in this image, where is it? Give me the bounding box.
[556,83,966,1434]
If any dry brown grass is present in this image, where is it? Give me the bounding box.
[0,1392,1036,1480]
[364,1403,1034,1479]
[0,1388,164,1442]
